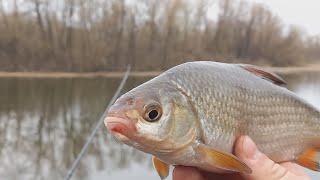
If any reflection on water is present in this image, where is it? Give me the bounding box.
[0,72,320,180]
[285,73,320,110]
[0,77,155,180]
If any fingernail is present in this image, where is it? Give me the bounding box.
[242,136,259,160]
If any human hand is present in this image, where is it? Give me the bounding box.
[173,136,310,180]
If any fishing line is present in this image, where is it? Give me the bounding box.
[64,66,131,180]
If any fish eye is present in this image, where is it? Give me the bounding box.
[143,104,162,122]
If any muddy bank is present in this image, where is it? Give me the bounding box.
[0,64,319,78]
[0,71,162,78]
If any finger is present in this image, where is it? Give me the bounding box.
[173,166,244,180]
[173,166,204,180]
[234,136,309,180]
[279,162,307,176]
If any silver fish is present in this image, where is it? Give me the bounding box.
[105,61,320,179]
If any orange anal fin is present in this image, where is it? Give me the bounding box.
[296,148,320,171]
[152,156,170,179]
[237,64,286,86]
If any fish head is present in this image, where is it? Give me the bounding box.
[105,80,199,155]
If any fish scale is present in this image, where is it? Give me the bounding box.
[165,61,320,162]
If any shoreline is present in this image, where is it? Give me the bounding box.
[0,65,319,78]
[0,71,162,78]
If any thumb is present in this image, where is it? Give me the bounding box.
[234,136,306,180]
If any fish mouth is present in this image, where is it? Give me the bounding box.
[111,129,131,143]
[104,116,136,139]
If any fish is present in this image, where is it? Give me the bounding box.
[104,61,320,179]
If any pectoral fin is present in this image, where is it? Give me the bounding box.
[196,143,252,174]
[152,156,170,179]
[296,148,320,171]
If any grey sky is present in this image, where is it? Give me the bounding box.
[207,0,320,36]
[3,0,319,36]
[247,0,320,36]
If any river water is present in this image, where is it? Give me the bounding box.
[0,72,320,180]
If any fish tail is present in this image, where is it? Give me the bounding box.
[296,147,320,171]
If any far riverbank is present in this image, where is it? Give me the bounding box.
[0,64,320,78]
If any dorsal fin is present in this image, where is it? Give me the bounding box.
[237,64,286,86]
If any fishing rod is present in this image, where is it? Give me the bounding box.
[64,66,131,180]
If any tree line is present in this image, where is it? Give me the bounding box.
[0,0,319,72]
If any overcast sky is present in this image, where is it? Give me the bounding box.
[2,0,319,36]
[246,0,320,36]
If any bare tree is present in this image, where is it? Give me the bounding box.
[0,0,8,28]
[0,0,318,72]
[127,9,136,69]
[32,0,46,39]
[112,0,126,69]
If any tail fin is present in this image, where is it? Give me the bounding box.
[296,148,320,171]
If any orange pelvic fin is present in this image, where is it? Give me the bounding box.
[237,64,286,86]
[152,156,170,179]
[296,147,320,171]
[196,143,252,174]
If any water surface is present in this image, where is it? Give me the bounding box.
[0,72,320,180]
